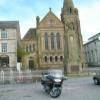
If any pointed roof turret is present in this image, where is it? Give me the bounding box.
[62,0,74,14]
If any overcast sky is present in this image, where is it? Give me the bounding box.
[0,0,100,42]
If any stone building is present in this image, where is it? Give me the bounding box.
[61,0,85,73]
[22,0,85,73]
[21,28,37,70]
[84,33,100,67]
[0,21,21,70]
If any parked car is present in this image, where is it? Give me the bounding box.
[93,73,100,85]
[41,69,67,98]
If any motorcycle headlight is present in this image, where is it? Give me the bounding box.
[54,79,61,82]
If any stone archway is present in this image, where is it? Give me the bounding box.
[29,57,35,70]
[0,55,9,69]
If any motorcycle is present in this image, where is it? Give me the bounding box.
[41,69,67,98]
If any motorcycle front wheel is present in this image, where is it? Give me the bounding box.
[50,87,61,98]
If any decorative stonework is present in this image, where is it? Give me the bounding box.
[22,0,85,73]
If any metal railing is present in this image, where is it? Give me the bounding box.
[0,70,45,85]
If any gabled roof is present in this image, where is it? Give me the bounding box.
[0,21,19,29]
[88,33,100,40]
[23,28,36,41]
[0,21,21,45]
[39,10,62,25]
[84,38,99,46]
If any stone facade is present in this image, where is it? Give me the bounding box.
[22,0,85,73]
[0,21,21,70]
[21,28,38,70]
[61,0,85,73]
[84,33,100,67]
[37,10,64,70]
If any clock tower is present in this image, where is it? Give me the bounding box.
[61,0,85,73]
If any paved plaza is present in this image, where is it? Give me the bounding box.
[0,77,100,100]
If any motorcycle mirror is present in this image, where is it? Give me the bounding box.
[63,77,68,80]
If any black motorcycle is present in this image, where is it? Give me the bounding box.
[41,70,67,98]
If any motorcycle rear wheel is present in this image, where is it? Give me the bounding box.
[50,88,61,98]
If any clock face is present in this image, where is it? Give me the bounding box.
[70,36,74,42]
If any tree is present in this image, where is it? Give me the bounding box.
[17,48,28,62]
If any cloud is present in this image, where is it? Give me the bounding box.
[0,0,37,38]
[0,0,100,42]
[20,17,36,38]
[77,0,100,42]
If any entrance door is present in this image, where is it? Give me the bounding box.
[29,60,34,70]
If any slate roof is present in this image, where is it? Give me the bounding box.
[88,33,100,40]
[23,28,36,40]
[0,21,19,28]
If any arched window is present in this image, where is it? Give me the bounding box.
[71,23,75,30]
[51,33,55,49]
[26,46,28,52]
[56,33,60,49]
[50,56,53,62]
[69,8,72,13]
[45,33,49,50]
[33,44,35,52]
[44,56,48,62]
[33,44,34,52]
[55,56,58,62]
[60,56,63,62]
[29,45,32,52]
[73,25,75,30]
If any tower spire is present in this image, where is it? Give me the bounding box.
[63,0,74,14]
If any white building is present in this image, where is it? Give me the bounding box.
[0,21,21,70]
[84,33,100,67]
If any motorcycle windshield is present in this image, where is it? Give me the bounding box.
[49,70,63,78]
